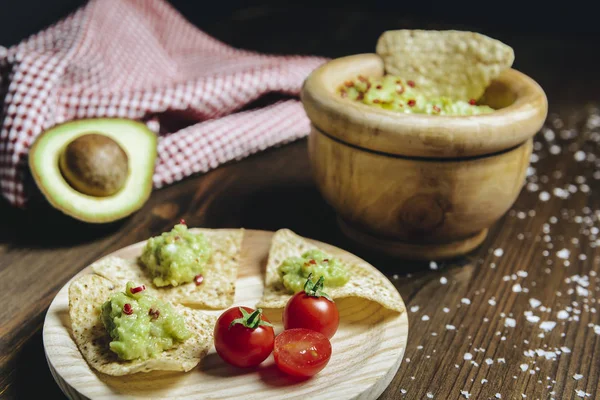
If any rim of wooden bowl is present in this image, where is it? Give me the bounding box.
[301,53,548,159]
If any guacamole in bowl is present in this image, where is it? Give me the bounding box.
[339,75,494,116]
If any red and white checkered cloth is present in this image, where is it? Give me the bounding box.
[0,0,326,208]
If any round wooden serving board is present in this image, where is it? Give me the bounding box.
[43,229,409,400]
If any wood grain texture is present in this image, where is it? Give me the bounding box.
[43,230,408,399]
[308,126,532,259]
[2,7,600,400]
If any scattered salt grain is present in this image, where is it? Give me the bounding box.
[410,306,419,312]
[520,364,529,372]
[440,277,448,285]
[461,298,471,305]
[573,374,583,380]
[494,248,504,257]
[529,298,542,308]
[429,261,438,270]
[505,317,516,328]
[539,191,551,201]
[426,392,434,398]
[446,324,456,331]
[574,151,586,162]
[443,307,450,313]
[540,321,557,332]
[513,283,523,293]
[576,286,589,297]
[485,358,493,365]
[421,315,430,321]
[575,389,591,398]
[557,310,569,320]
[557,249,570,259]
[495,394,502,399]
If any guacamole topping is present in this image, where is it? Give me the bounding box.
[278,249,350,294]
[140,223,213,287]
[339,75,494,116]
[100,281,191,361]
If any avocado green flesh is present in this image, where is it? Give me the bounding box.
[100,282,191,361]
[278,249,350,293]
[139,224,213,287]
[340,75,495,116]
[28,118,157,223]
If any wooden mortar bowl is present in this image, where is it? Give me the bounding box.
[301,54,548,260]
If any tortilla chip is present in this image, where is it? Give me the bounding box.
[68,274,216,376]
[376,29,514,101]
[256,229,405,312]
[92,229,244,309]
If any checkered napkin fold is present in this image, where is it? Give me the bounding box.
[0,0,326,208]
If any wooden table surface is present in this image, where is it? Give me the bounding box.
[2,8,600,400]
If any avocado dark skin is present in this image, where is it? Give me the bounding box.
[59,133,129,197]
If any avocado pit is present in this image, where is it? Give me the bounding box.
[59,133,129,197]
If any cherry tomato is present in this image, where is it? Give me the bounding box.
[273,328,332,377]
[283,291,339,338]
[214,306,274,368]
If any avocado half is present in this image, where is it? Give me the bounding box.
[28,118,157,223]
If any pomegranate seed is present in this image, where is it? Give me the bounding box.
[407,80,415,87]
[344,81,354,87]
[194,274,204,286]
[309,259,317,265]
[433,105,441,113]
[123,303,133,315]
[469,99,476,105]
[376,85,382,89]
[179,218,186,225]
[130,285,146,294]
[407,99,416,107]
[323,259,329,262]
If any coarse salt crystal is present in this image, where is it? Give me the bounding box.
[520,364,529,372]
[446,324,456,331]
[513,283,523,293]
[574,151,586,162]
[440,277,448,284]
[485,358,493,365]
[429,261,438,270]
[529,298,542,308]
[576,286,589,297]
[573,374,583,380]
[557,248,570,259]
[575,389,591,398]
[494,248,504,257]
[443,307,450,313]
[463,352,473,360]
[421,315,430,321]
[540,321,557,332]
[495,394,502,399]
[557,310,569,319]
[539,191,551,201]
[505,317,516,328]
[461,298,471,305]
[410,306,419,312]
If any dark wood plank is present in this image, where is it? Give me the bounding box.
[1,7,600,400]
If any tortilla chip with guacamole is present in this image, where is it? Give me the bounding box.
[92,227,244,309]
[68,274,215,376]
[256,229,404,312]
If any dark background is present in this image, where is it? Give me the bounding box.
[2,0,600,49]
